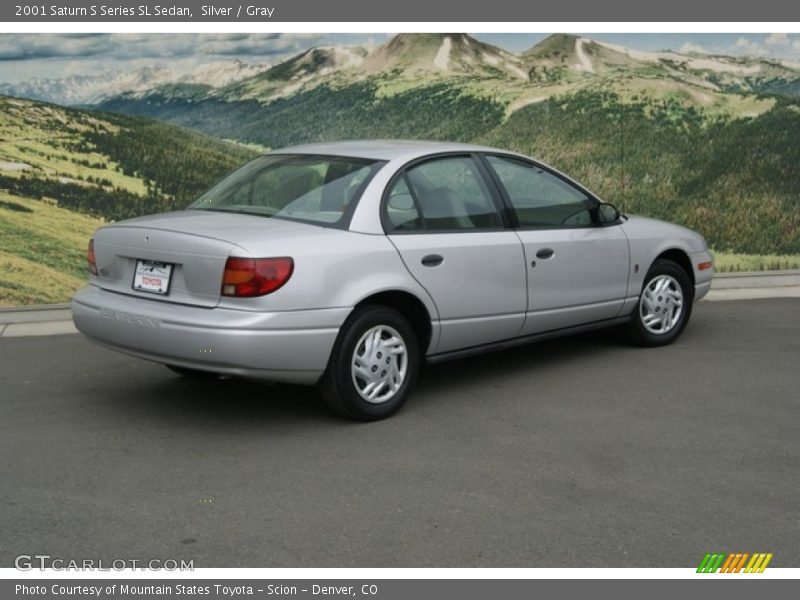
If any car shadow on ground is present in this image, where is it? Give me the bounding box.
[102,326,639,426]
[420,327,629,390]
[121,375,335,425]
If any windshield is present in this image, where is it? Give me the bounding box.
[188,154,385,226]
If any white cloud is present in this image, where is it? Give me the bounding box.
[0,33,321,62]
[735,37,767,56]
[765,33,790,47]
[0,33,335,84]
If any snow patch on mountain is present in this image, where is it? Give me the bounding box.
[434,37,452,70]
[573,37,595,73]
[684,57,761,74]
[594,40,763,75]
[333,46,367,68]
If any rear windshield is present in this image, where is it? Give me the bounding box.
[189,154,385,227]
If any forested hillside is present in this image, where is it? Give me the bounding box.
[0,96,256,221]
[0,95,257,304]
[101,80,506,149]
[479,91,800,255]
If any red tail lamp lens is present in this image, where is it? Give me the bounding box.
[697,261,713,271]
[87,239,98,275]
[221,257,294,297]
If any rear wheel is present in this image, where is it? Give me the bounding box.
[627,258,693,347]
[320,306,419,421]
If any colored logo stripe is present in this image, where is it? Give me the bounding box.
[745,553,773,573]
[720,553,748,573]
[697,553,773,573]
[697,553,726,573]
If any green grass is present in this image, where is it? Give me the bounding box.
[0,97,148,194]
[0,192,101,306]
[0,95,256,306]
[712,251,800,273]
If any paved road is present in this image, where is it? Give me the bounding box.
[1,299,798,568]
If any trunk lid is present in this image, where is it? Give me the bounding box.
[92,210,314,308]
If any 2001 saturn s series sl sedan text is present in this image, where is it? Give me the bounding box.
[71,141,714,420]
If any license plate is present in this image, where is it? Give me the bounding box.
[132,260,173,295]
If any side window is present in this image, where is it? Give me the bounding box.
[385,177,423,231]
[486,155,594,228]
[385,156,502,232]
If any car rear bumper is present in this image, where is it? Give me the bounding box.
[71,285,349,385]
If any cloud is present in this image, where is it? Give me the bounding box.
[729,34,800,60]
[679,42,709,55]
[765,33,789,47]
[0,33,322,62]
[0,34,111,60]
[734,37,767,56]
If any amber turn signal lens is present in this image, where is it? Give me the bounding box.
[697,261,713,271]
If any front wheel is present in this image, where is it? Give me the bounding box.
[627,258,693,347]
[320,306,419,421]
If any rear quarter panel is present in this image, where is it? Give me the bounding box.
[224,227,440,336]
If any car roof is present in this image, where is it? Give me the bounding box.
[268,140,519,162]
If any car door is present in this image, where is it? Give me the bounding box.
[482,154,630,336]
[384,154,527,354]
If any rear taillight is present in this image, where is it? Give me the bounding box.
[87,239,98,275]
[221,257,294,297]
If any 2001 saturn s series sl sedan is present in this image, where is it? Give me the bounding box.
[72,141,714,420]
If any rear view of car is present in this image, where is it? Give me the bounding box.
[72,152,409,397]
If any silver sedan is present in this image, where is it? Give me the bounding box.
[71,141,714,420]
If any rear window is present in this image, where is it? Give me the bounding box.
[189,154,385,227]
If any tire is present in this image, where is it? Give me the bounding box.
[627,258,693,347]
[165,365,220,379]
[320,305,420,421]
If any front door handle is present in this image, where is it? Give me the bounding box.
[421,254,444,267]
[536,248,555,259]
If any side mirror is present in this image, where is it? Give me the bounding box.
[597,202,621,224]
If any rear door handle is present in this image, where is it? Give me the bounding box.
[421,254,444,267]
[536,248,555,259]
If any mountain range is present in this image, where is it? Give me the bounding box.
[86,33,799,147]
[6,33,800,109]
[0,59,271,106]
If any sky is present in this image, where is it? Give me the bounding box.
[1,32,799,84]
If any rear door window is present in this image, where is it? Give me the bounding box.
[385,156,502,232]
